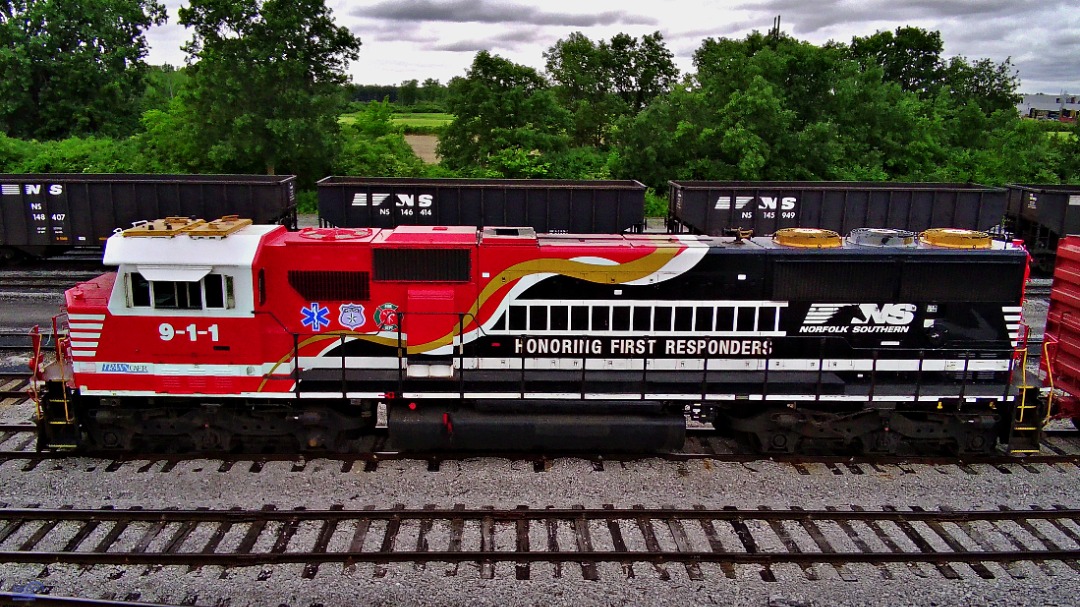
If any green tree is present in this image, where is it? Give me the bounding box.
[335,101,424,177]
[136,98,207,173]
[437,51,571,173]
[419,78,445,104]
[177,0,362,183]
[685,33,843,181]
[1052,122,1080,183]
[959,112,1065,184]
[545,32,607,104]
[692,31,771,94]
[544,31,677,148]
[605,32,679,112]
[139,64,190,114]
[618,30,985,186]
[709,76,798,179]
[545,32,624,147]
[848,27,944,96]
[608,85,709,191]
[399,79,419,106]
[0,0,167,139]
[349,84,398,103]
[0,132,37,171]
[941,56,1021,115]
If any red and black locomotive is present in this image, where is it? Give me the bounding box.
[32,217,1036,454]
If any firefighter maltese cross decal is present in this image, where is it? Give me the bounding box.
[338,303,366,330]
[374,303,400,331]
[301,303,330,332]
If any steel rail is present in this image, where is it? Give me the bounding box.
[0,506,1077,523]
[0,506,1078,572]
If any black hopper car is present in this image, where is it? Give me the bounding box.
[668,181,1008,237]
[1004,183,1080,272]
[0,174,296,260]
[317,176,647,234]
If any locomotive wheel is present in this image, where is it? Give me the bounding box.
[1073,417,1080,431]
[190,426,233,452]
[858,430,901,455]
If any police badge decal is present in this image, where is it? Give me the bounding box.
[338,303,366,330]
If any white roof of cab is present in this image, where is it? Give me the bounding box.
[103,224,281,268]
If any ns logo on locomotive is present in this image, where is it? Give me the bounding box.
[30,217,1044,455]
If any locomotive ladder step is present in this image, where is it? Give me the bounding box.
[1007,386,1045,454]
[38,402,79,450]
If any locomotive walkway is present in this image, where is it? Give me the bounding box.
[0,505,1078,580]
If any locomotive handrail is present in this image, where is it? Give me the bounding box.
[458,314,464,400]
[279,323,1020,406]
[641,346,649,400]
[815,338,825,403]
[914,351,924,402]
[28,325,42,420]
[293,333,300,400]
[579,346,586,401]
[1041,334,1058,425]
[868,349,878,401]
[51,313,73,423]
[761,349,771,401]
[340,333,348,400]
[958,352,971,401]
[396,312,403,395]
[1004,349,1018,404]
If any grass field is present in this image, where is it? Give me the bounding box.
[338,112,453,134]
[392,113,454,128]
[1047,130,1078,141]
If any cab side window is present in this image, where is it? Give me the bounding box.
[128,272,234,310]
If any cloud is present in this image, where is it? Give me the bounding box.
[354,0,656,27]
[142,0,1080,92]
[431,28,547,53]
[739,0,1055,34]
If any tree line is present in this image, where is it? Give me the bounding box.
[438,27,1079,190]
[2,0,1077,198]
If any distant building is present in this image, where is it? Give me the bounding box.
[1017,94,1079,122]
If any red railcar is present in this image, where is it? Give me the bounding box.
[1040,236,1080,426]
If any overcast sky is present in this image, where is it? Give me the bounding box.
[147,0,1080,94]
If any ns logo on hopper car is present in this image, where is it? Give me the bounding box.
[351,193,434,208]
[0,183,64,196]
[714,196,798,211]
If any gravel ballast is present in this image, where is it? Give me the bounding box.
[1,451,1080,606]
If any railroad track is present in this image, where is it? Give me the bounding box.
[0,372,32,399]
[0,504,1077,580]
[1027,278,1052,297]
[18,251,107,267]
[0,270,100,294]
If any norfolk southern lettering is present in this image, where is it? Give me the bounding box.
[514,337,773,357]
[800,325,910,334]
[799,303,916,334]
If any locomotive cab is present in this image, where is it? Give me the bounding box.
[33,216,342,451]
